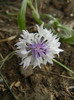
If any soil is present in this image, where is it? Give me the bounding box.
[0,0,74,100]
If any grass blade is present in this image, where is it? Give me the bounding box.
[18,0,28,30]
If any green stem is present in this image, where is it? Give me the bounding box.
[41,14,56,22]
[28,0,35,11]
[0,51,16,99]
[0,51,15,70]
[52,59,74,74]
[28,0,42,25]
[0,72,17,100]
[35,0,38,11]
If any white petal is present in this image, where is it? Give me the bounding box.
[20,56,32,69]
[33,58,41,68]
[15,23,63,69]
[21,49,31,55]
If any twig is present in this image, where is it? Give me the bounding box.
[0,35,17,43]
[47,71,74,79]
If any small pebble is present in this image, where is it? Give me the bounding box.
[20,66,33,78]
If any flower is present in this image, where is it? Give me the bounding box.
[15,23,63,69]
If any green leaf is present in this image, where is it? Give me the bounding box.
[28,0,42,25]
[32,10,42,25]
[41,13,74,45]
[60,33,74,45]
[18,0,27,30]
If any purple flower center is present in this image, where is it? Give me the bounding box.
[27,40,49,59]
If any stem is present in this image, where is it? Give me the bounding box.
[0,51,16,99]
[28,0,42,25]
[28,0,35,11]
[35,0,38,11]
[52,59,74,74]
[0,72,17,100]
[41,14,56,21]
[0,51,15,70]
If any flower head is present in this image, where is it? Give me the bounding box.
[15,23,63,69]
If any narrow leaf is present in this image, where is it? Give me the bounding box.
[41,13,74,45]
[18,0,27,30]
[61,35,74,45]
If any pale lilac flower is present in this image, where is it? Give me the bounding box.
[15,23,63,69]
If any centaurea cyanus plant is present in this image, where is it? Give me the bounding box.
[15,23,63,69]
